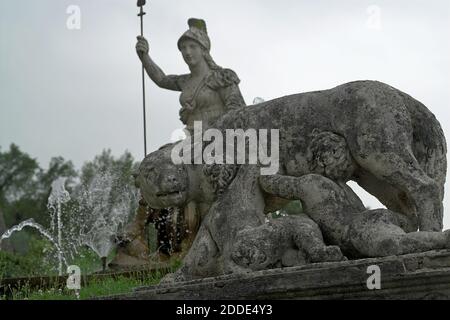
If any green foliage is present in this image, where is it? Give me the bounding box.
[23,274,163,300]
[70,246,117,274]
[0,238,55,278]
[0,143,169,302]
[0,144,40,228]
[78,149,137,188]
[74,149,138,223]
[282,200,303,215]
[3,261,182,300]
[37,157,78,193]
[0,144,39,204]
[270,200,303,219]
[0,144,77,253]
[68,149,139,258]
[0,145,139,260]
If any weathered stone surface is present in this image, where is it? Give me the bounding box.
[122,17,247,269]
[134,80,448,282]
[136,18,246,130]
[102,250,450,300]
[212,80,446,232]
[231,215,345,271]
[109,199,151,269]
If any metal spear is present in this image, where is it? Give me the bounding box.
[137,0,147,156]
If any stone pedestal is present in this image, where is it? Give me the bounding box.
[104,250,450,300]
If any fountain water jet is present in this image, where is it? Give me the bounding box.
[1,168,138,275]
[0,218,68,267]
[76,170,138,269]
[47,177,71,275]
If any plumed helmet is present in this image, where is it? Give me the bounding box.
[177,18,211,52]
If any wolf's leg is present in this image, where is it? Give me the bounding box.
[353,170,417,232]
[353,144,443,231]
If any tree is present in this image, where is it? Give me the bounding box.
[78,149,137,187]
[0,145,140,259]
[0,144,77,253]
[76,149,139,218]
[37,156,77,194]
[35,156,78,227]
[0,144,39,206]
[0,144,40,227]
[67,150,140,258]
[0,207,12,252]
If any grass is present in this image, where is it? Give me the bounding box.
[1,247,183,300]
[3,265,179,300]
[27,273,162,300]
[0,230,185,300]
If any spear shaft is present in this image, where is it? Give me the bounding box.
[137,0,147,156]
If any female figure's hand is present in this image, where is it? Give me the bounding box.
[135,36,177,90]
[136,35,149,60]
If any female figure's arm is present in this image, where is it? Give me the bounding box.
[136,36,183,91]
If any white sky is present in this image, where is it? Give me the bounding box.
[1,0,449,227]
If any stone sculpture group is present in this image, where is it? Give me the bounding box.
[115,18,448,283]
[133,80,447,282]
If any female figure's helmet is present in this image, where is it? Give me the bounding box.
[177,18,211,52]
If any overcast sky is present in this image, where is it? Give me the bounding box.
[1,0,449,226]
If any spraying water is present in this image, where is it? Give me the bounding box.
[47,177,71,275]
[0,167,138,274]
[0,218,67,267]
[75,170,137,267]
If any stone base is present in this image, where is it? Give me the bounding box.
[104,250,450,300]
